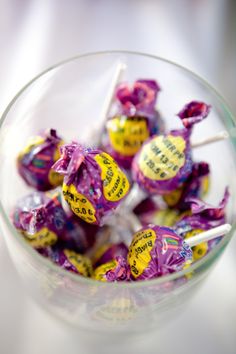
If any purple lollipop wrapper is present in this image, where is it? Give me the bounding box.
[174,188,229,260]
[12,191,98,252]
[92,242,128,268]
[163,162,210,210]
[48,246,93,277]
[93,256,131,282]
[17,129,64,191]
[103,80,164,169]
[52,143,130,225]
[132,101,211,195]
[128,225,192,281]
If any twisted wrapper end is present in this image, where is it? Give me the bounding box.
[177,101,211,129]
[115,79,161,118]
[52,143,85,185]
[186,187,229,221]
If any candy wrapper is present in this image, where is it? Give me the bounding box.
[17,129,64,191]
[92,242,128,268]
[12,191,98,252]
[48,246,93,277]
[132,101,211,195]
[163,162,210,210]
[128,226,192,280]
[103,80,163,169]
[174,188,229,261]
[52,143,130,225]
[93,256,131,282]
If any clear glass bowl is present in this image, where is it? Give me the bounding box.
[0,51,235,333]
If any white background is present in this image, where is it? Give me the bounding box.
[0,1,236,353]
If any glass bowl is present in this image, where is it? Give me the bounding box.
[0,51,235,333]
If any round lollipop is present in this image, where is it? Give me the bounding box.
[52,142,130,225]
[128,225,192,281]
[163,161,210,210]
[93,256,131,282]
[103,79,163,169]
[132,101,211,195]
[12,190,98,252]
[17,129,64,191]
[174,188,229,261]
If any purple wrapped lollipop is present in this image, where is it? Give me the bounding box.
[52,143,130,225]
[17,129,64,191]
[92,242,128,268]
[163,162,210,210]
[132,101,211,195]
[93,256,131,282]
[128,225,192,280]
[49,246,93,277]
[103,80,163,169]
[12,191,98,252]
[174,188,229,261]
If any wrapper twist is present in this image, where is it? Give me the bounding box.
[93,256,131,282]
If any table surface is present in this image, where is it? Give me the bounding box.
[0,1,236,353]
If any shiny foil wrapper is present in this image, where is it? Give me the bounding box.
[52,142,130,225]
[17,129,63,191]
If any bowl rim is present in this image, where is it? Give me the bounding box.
[0,50,235,289]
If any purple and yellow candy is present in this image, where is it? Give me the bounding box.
[92,242,128,268]
[132,101,211,195]
[52,142,130,225]
[104,79,163,169]
[163,162,210,210]
[128,225,192,280]
[17,129,64,191]
[174,188,229,261]
[49,247,93,277]
[12,191,98,252]
[93,256,131,282]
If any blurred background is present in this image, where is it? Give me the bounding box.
[0,1,235,353]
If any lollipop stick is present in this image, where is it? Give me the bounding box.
[191,130,229,148]
[186,223,231,247]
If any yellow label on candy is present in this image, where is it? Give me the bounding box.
[93,260,118,282]
[18,136,45,160]
[48,169,63,187]
[128,228,156,279]
[64,249,93,277]
[62,183,97,224]
[184,229,208,261]
[138,135,186,181]
[201,175,210,197]
[107,116,149,156]
[94,152,130,202]
[163,186,183,207]
[92,243,111,265]
[24,227,57,248]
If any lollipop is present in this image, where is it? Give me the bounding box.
[163,162,210,210]
[12,190,98,252]
[128,225,192,281]
[132,101,211,195]
[93,256,131,282]
[103,79,163,169]
[52,142,130,225]
[48,246,93,277]
[17,129,64,191]
[174,188,229,260]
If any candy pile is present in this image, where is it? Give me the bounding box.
[12,77,230,283]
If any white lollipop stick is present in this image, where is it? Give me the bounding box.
[99,61,126,124]
[191,130,229,148]
[185,223,231,248]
